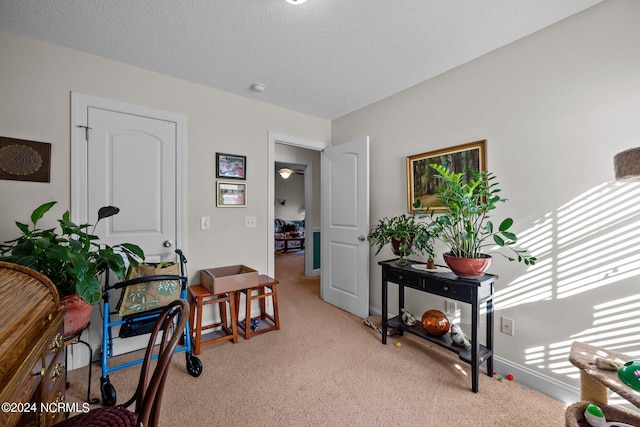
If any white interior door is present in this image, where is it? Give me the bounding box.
[86,108,178,356]
[321,137,370,318]
[87,107,177,262]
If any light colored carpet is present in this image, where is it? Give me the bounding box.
[65,255,567,426]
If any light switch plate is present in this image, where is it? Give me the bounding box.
[244,216,256,228]
[200,216,210,230]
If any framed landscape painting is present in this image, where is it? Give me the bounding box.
[406,140,486,213]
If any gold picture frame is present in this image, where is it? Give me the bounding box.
[406,140,487,213]
[216,180,247,207]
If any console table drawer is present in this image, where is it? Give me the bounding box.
[385,269,422,288]
[425,282,473,303]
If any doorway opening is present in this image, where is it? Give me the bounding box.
[267,132,328,279]
[274,161,307,257]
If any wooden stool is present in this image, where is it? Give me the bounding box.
[188,284,238,355]
[235,275,280,340]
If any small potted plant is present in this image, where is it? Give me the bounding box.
[367,213,436,266]
[0,201,145,305]
[414,164,536,278]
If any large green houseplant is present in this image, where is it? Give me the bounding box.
[414,163,536,278]
[0,201,145,304]
[367,213,436,266]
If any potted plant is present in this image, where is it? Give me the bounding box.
[0,201,145,305]
[367,213,436,266]
[414,163,536,278]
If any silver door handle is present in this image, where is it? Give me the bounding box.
[163,240,173,248]
[358,235,366,242]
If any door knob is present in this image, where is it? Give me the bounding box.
[163,240,173,248]
[358,235,366,242]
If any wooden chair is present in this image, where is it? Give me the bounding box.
[55,299,190,427]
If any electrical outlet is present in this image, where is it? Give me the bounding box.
[244,216,256,228]
[200,216,210,230]
[501,317,514,336]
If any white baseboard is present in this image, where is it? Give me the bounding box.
[492,356,579,404]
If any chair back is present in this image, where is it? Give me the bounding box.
[123,299,189,427]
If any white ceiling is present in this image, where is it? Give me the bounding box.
[0,0,604,120]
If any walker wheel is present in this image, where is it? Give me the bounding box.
[100,377,117,406]
[186,354,203,377]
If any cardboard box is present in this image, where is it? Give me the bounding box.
[200,265,258,294]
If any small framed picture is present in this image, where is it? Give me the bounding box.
[216,181,247,207]
[216,152,246,180]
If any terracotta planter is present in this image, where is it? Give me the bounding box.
[60,294,93,337]
[443,253,492,279]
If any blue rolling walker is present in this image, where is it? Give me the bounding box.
[99,249,202,406]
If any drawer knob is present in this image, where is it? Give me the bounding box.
[443,286,449,291]
[398,275,404,280]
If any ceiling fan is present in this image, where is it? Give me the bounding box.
[276,163,304,179]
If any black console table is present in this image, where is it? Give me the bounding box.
[379,259,496,392]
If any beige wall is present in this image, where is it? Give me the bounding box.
[333,0,640,396]
[0,30,330,281]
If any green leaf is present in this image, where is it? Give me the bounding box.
[120,243,145,260]
[75,275,102,304]
[16,221,31,235]
[486,221,493,233]
[493,235,505,247]
[502,231,517,241]
[499,218,514,231]
[31,201,56,225]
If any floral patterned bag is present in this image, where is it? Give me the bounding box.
[117,262,182,317]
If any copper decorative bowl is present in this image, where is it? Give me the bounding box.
[421,310,450,337]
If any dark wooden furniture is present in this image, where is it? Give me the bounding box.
[235,275,280,340]
[188,284,238,355]
[0,262,66,427]
[275,236,305,252]
[379,259,496,392]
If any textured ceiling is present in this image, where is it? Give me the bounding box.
[0,0,604,120]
